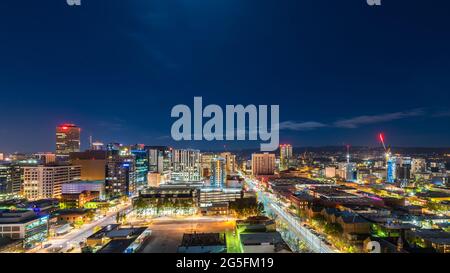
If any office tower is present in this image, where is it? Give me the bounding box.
[210,157,226,188]
[35,152,56,164]
[0,163,22,194]
[251,153,276,176]
[0,153,4,161]
[279,144,293,171]
[105,144,136,197]
[396,157,412,185]
[200,153,214,179]
[131,149,149,186]
[69,150,107,181]
[22,164,81,200]
[145,146,172,173]
[56,123,81,160]
[220,152,237,174]
[172,149,201,182]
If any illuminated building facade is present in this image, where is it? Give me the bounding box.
[0,209,49,249]
[200,153,214,179]
[251,153,276,176]
[199,187,243,206]
[210,157,226,188]
[172,149,201,182]
[62,180,105,200]
[396,157,412,186]
[279,144,293,171]
[105,144,136,197]
[220,152,237,174]
[344,163,357,182]
[0,163,21,194]
[146,146,171,173]
[131,149,149,186]
[56,124,81,160]
[69,150,107,181]
[34,152,56,164]
[386,155,396,183]
[22,164,81,200]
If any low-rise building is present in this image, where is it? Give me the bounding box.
[0,209,49,249]
[60,191,100,209]
[177,233,226,253]
[239,232,291,253]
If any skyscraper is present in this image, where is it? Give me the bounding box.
[56,123,81,160]
[279,144,293,171]
[131,148,149,186]
[172,149,201,182]
[210,157,226,188]
[220,152,237,174]
[105,144,136,197]
[145,146,172,174]
[386,155,396,183]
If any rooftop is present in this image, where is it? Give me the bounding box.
[240,232,283,245]
[180,233,225,247]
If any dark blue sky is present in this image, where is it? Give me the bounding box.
[1,0,450,152]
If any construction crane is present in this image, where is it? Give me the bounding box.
[380,133,396,183]
[379,133,391,158]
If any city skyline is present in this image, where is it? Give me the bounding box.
[1,1,450,152]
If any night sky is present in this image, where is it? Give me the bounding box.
[1,0,450,152]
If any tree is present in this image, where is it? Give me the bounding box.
[256,202,265,216]
[86,209,96,222]
[324,223,343,236]
[311,214,326,227]
[133,197,148,217]
[116,212,121,224]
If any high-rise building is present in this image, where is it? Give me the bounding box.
[22,164,81,200]
[220,152,237,175]
[279,144,293,171]
[200,153,214,179]
[146,146,172,173]
[105,144,136,198]
[210,157,226,188]
[131,148,149,186]
[172,149,201,182]
[56,123,81,160]
[70,150,107,181]
[0,163,22,194]
[386,155,396,183]
[251,153,276,176]
[396,157,412,185]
